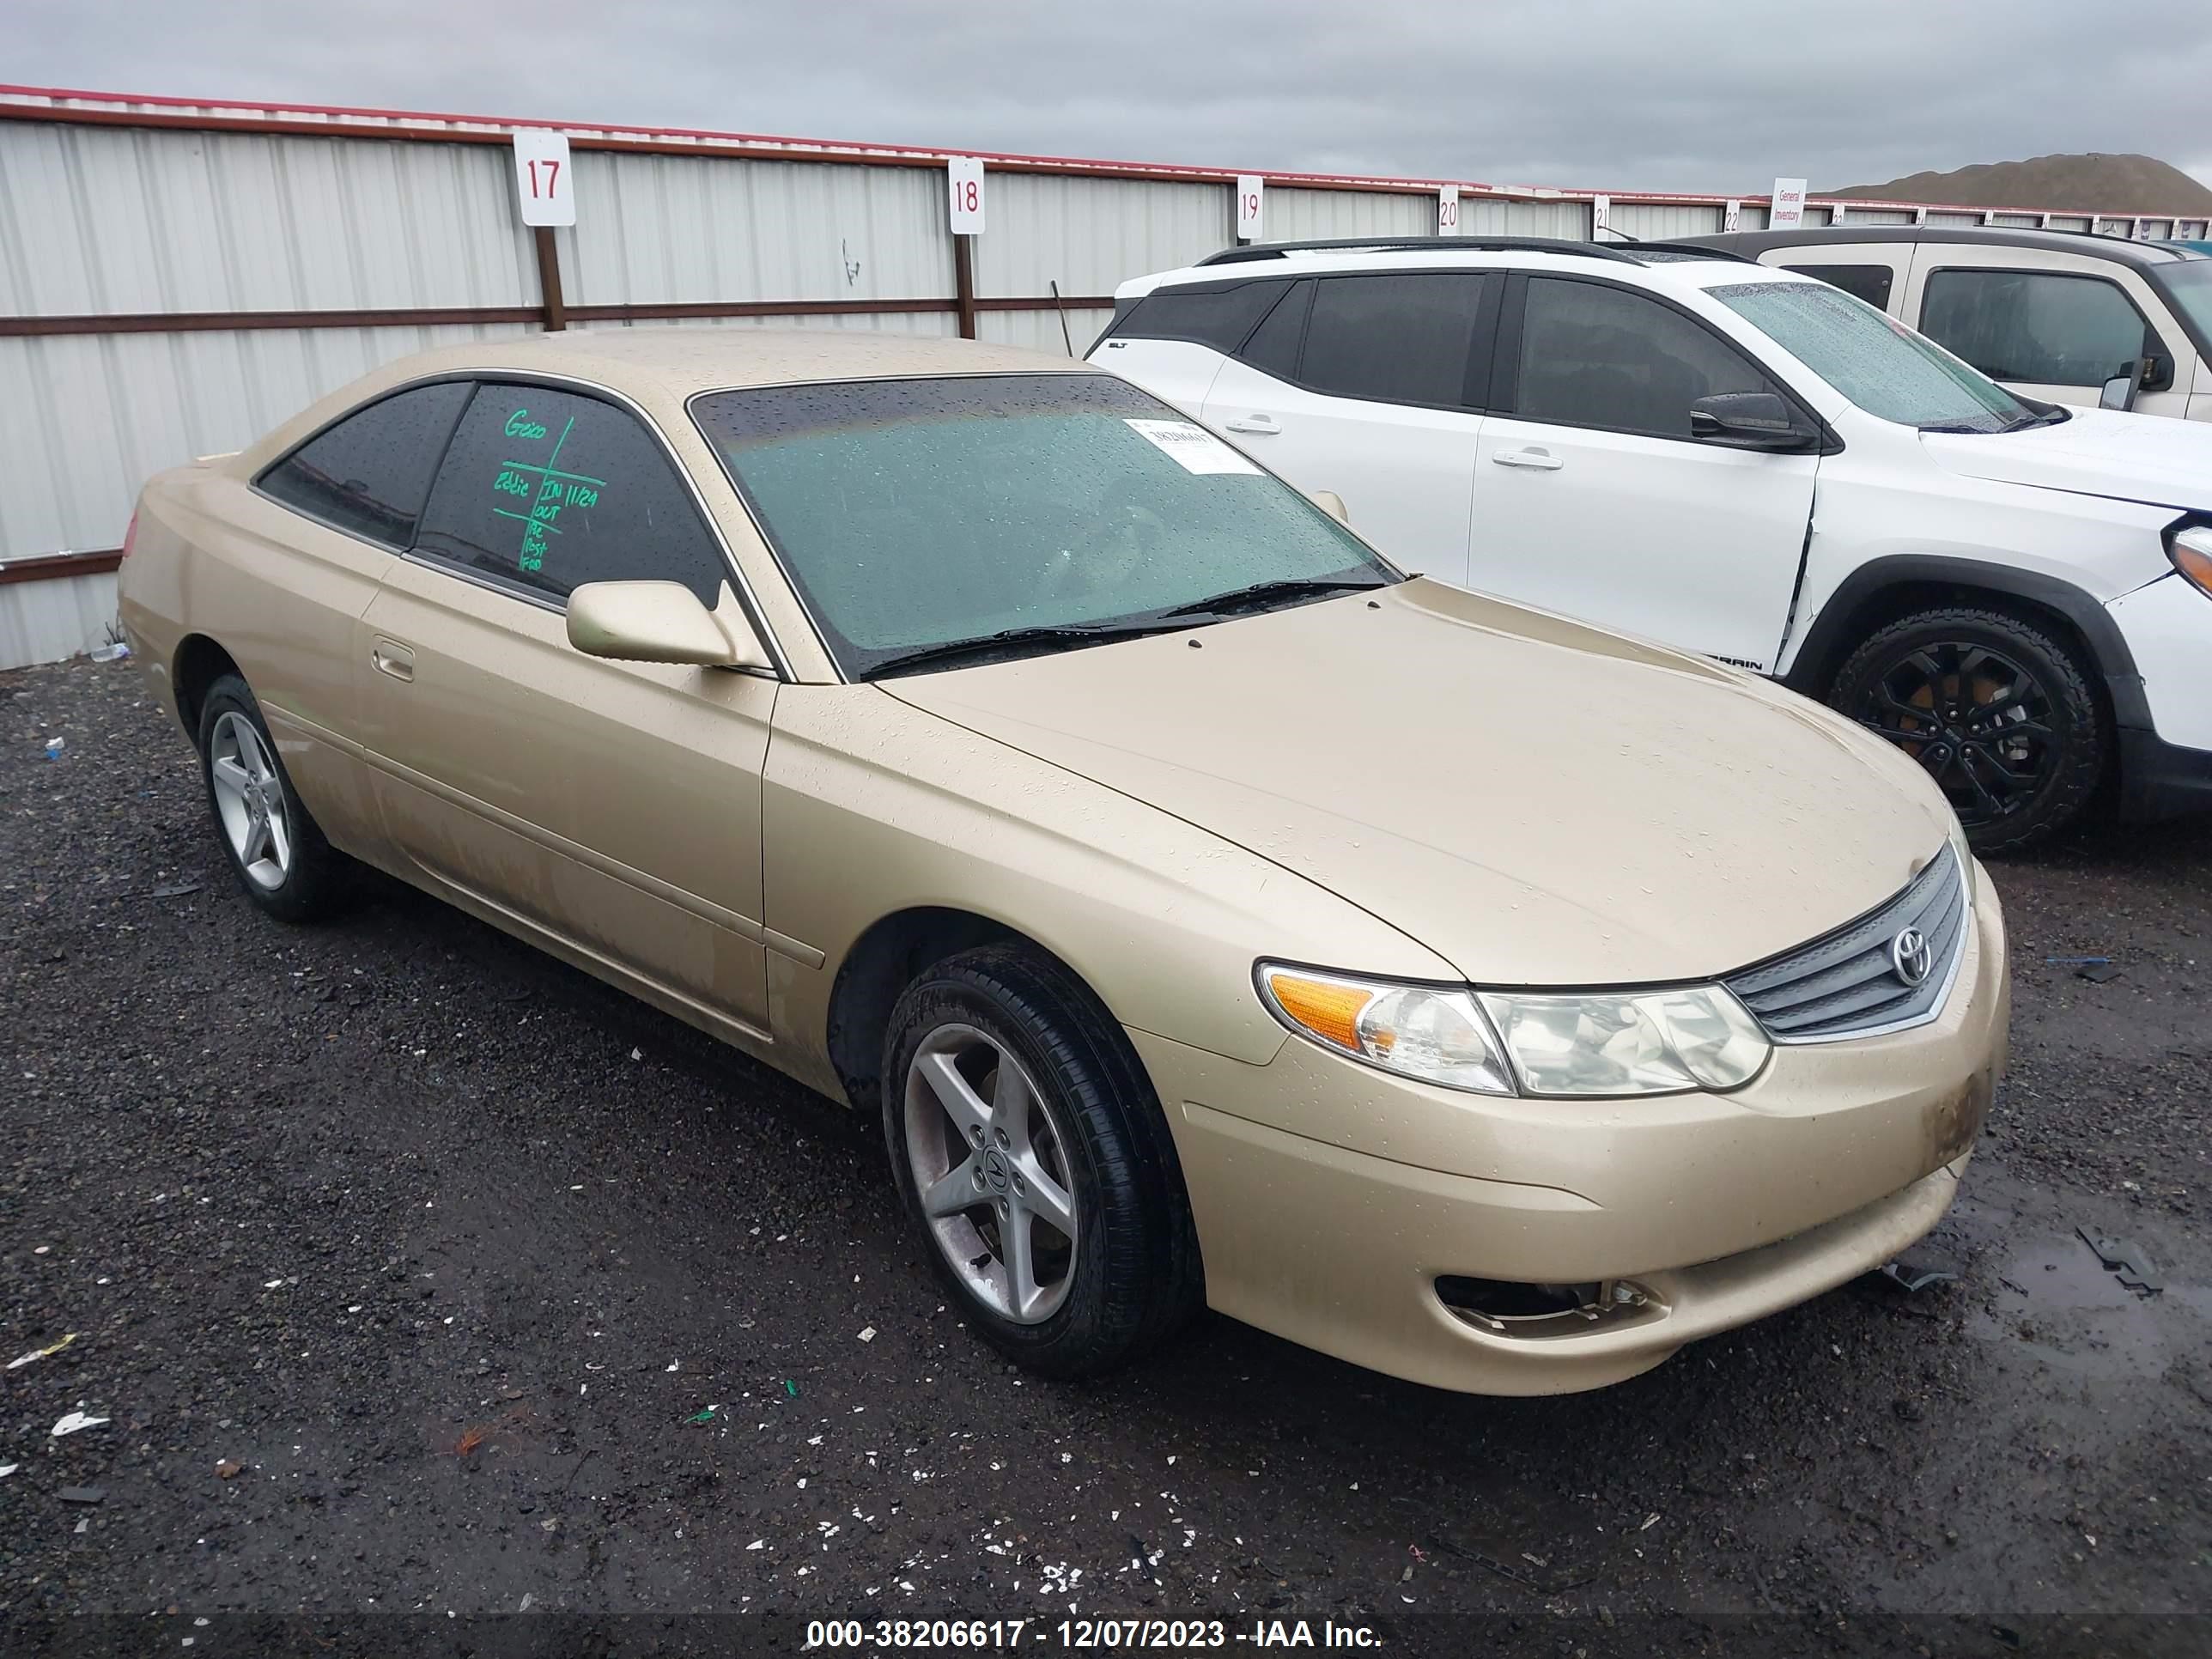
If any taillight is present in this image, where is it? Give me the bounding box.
[119,509,139,562]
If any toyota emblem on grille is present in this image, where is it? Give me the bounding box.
[1890,927,1935,988]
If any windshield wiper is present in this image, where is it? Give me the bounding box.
[864,619,1193,678]
[1160,575,1389,619]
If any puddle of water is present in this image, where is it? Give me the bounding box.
[1968,1235,2212,1380]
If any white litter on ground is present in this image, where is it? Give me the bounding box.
[51,1410,108,1437]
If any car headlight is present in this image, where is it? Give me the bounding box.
[2168,523,2212,599]
[1256,964,1771,1097]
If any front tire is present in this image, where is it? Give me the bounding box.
[1829,605,2104,854]
[197,673,353,922]
[883,945,1202,1378]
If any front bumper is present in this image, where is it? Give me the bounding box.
[1133,868,2008,1395]
[2108,573,2212,822]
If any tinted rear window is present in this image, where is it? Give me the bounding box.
[1297,273,1490,408]
[1111,281,1289,353]
[258,380,471,548]
[1783,263,1897,311]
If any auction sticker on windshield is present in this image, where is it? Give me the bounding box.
[1123,418,1261,476]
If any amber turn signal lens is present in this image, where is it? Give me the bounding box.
[1261,971,1372,1051]
[2171,532,2212,599]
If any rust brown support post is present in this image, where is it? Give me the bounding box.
[533,226,568,332]
[952,234,978,340]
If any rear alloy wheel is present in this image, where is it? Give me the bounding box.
[197,672,354,921]
[882,946,1202,1377]
[1830,606,2103,853]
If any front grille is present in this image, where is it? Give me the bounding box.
[1724,848,1967,1042]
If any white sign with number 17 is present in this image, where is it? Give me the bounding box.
[512,130,574,228]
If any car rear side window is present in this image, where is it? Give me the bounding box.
[1111,281,1290,353]
[411,384,730,608]
[257,380,471,549]
[1237,277,1311,380]
[1514,277,1770,439]
[1918,269,2153,387]
[1783,263,1896,311]
[1298,273,1490,408]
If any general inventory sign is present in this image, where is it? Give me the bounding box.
[1769,177,1808,230]
[512,130,574,228]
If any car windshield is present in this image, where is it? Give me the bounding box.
[692,374,1394,678]
[1706,278,2043,433]
[2155,260,2212,350]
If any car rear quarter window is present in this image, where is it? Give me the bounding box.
[1514,277,1769,438]
[1298,273,1491,408]
[1237,277,1312,380]
[257,380,471,548]
[1111,280,1290,353]
[1782,263,1896,311]
[1918,269,2153,387]
[412,384,728,608]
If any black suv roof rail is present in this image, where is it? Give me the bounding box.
[1612,239,1761,264]
[1194,235,1642,267]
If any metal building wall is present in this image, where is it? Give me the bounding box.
[1838,208,1914,225]
[972,172,1227,299]
[1608,203,1724,240]
[1267,186,1434,240]
[558,151,950,307]
[1461,198,1591,238]
[0,568,118,668]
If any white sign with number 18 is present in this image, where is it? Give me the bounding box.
[947,157,986,234]
[512,130,574,228]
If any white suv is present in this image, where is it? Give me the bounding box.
[1091,237,2212,849]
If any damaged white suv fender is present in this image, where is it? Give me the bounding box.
[1091,240,2212,850]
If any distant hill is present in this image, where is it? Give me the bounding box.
[1824,153,2212,215]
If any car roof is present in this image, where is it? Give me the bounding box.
[1684,225,2209,268]
[368,326,1096,398]
[1129,241,1774,296]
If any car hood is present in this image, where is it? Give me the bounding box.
[1920,407,2212,509]
[883,580,1953,987]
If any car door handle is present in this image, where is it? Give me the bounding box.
[371,638,415,683]
[1221,414,1279,434]
[1492,447,1564,471]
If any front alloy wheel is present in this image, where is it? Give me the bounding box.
[902,1023,1081,1325]
[880,946,1203,1376]
[1831,605,2103,853]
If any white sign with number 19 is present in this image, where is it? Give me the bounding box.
[1237,175,1265,242]
[512,130,574,228]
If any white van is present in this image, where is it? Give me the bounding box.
[1688,227,2212,421]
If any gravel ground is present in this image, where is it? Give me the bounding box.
[3,656,2209,1655]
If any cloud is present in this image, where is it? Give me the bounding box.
[14,0,2212,194]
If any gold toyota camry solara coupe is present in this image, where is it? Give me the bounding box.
[118,329,2008,1395]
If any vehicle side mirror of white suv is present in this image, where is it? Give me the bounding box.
[1688,392,1820,453]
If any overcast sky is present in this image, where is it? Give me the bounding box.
[14,0,2212,196]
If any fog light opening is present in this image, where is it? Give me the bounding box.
[1434,1275,1656,1336]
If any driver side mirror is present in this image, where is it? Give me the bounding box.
[567,580,772,670]
[2100,357,2146,411]
[1689,392,1820,451]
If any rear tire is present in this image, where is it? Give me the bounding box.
[1828,605,2103,854]
[882,945,1202,1378]
[197,673,353,922]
